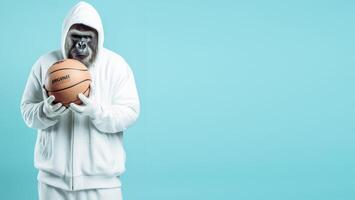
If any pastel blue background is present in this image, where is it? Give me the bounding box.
[0,0,354,199]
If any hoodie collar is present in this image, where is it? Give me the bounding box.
[61,1,104,66]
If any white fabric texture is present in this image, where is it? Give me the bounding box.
[38,182,123,200]
[20,1,140,191]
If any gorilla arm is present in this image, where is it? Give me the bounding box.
[70,61,140,133]
[20,58,60,129]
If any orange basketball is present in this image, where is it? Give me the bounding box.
[44,59,91,107]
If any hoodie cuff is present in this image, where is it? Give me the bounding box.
[89,102,104,122]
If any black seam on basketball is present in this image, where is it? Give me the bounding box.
[82,85,90,94]
[47,79,91,92]
[49,68,88,75]
[60,86,91,105]
[53,60,65,65]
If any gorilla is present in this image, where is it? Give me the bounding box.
[65,23,98,66]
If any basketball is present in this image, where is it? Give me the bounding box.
[44,59,91,107]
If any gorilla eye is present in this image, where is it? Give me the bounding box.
[71,34,92,40]
[71,34,81,39]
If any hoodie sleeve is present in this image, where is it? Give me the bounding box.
[20,58,59,130]
[91,59,140,134]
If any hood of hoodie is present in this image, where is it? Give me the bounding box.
[61,1,104,65]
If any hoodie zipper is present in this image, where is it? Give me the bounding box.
[71,111,75,190]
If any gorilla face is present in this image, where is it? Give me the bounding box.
[65,23,98,67]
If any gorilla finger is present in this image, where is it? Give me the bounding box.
[69,103,84,113]
[46,95,55,105]
[60,108,70,115]
[42,88,49,99]
[51,103,63,111]
[54,106,67,115]
[78,93,90,105]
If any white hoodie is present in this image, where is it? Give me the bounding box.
[20,2,140,191]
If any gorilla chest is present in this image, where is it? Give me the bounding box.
[88,65,119,105]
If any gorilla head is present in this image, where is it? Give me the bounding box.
[65,23,98,67]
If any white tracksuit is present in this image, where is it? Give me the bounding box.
[20,1,140,199]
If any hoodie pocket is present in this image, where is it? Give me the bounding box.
[103,132,126,174]
[85,131,125,175]
[87,132,114,173]
[38,130,52,160]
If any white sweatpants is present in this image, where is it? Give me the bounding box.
[38,182,123,200]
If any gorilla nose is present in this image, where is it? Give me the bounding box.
[76,41,87,50]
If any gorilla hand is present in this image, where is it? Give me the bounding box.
[69,93,102,119]
[42,87,69,119]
